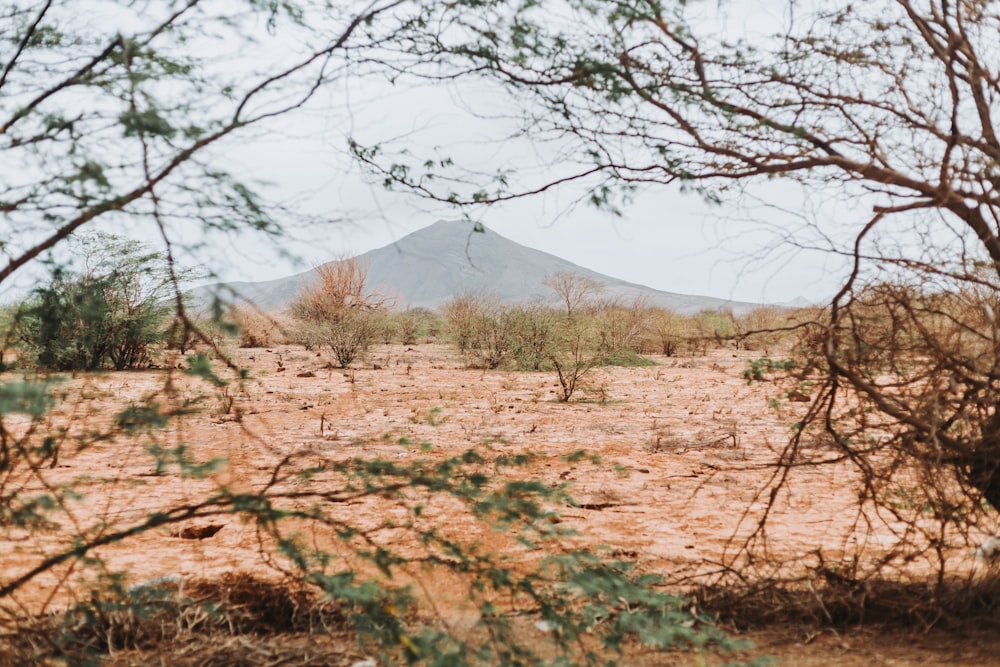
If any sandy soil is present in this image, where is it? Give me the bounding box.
[2,343,998,665]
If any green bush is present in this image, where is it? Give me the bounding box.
[16,235,174,371]
[743,357,796,384]
[508,304,557,371]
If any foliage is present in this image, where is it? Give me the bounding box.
[16,234,174,370]
[742,357,796,384]
[290,258,387,367]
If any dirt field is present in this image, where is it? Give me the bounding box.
[2,343,999,665]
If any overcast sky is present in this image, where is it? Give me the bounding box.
[4,0,849,307]
[211,68,847,306]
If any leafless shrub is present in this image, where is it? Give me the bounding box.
[441,293,487,355]
[544,271,604,317]
[230,305,289,348]
[589,295,650,357]
[732,276,1000,585]
[290,258,388,368]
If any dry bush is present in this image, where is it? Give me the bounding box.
[291,258,387,321]
[290,258,388,367]
[548,316,604,401]
[468,303,521,369]
[230,305,289,348]
[695,573,1000,633]
[734,306,796,355]
[390,308,440,346]
[588,295,649,358]
[544,271,604,317]
[679,310,733,356]
[642,307,688,357]
[441,293,487,355]
[507,303,558,371]
[727,277,1000,591]
[4,573,359,665]
[441,295,523,369]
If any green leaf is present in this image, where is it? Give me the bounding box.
[0,380,57,418]
[185,353,228,387]
[118,108,175,139]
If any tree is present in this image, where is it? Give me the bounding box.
[355,0,1000,575]
[544,271,604,318]
[17,233,174,370]
[290,258,387,367]
[0,0,421,318]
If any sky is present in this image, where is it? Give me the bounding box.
[210,69,846,306]
[1,0,851,306]
[189,0,852,306]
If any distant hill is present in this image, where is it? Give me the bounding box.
[188,220,760,314]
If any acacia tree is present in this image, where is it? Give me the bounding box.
[17,233,179,370]
[355,0,1000,573]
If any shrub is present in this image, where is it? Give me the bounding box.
[645,307,689,357]
[441,293,487,354]
[290,258,387,368]
[508,304,558,370]
[728,306,793,354]
[590,295,649,359]
[230,305,287,348]
[442,295,523,369]
[16,235,174,371]
[469,304,521,369]
[396,308,437,345]
[549,316,602,401]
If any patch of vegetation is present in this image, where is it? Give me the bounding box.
[14,234,179,371]
[742,357,796,384]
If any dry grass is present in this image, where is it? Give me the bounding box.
[2,573,368,666]
[695,572,1000,632]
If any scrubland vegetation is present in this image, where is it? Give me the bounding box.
[5,0,1000,664]
[5,240,1000,665]
[0,241,822,664]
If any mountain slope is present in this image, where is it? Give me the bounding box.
[190,220,758,314]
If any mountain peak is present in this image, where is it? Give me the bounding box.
[189,220,761,314]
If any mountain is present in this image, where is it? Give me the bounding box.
[189,220,759,314]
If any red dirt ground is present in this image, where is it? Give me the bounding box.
[2,343,999,665]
